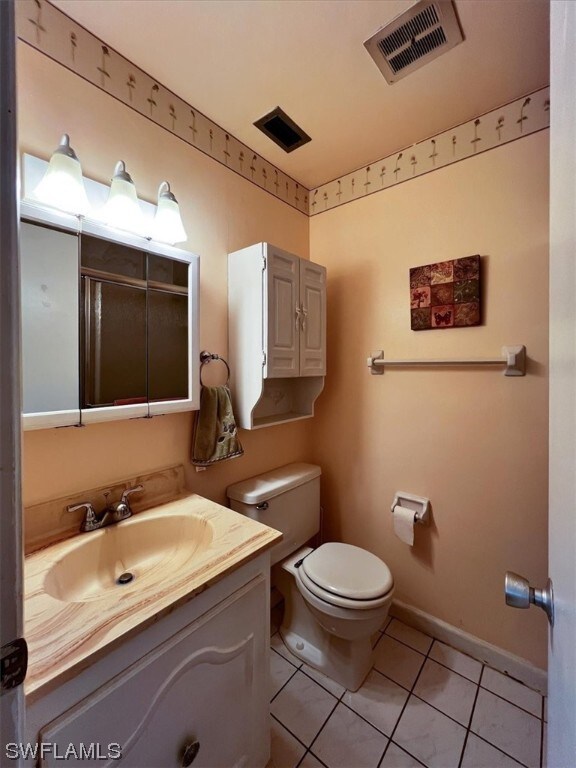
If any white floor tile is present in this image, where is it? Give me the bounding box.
[380,743,425,767]
[272,633,303,668]
[471,688,541,768]
[413,659,478,726]
[428,641,482,683]
[385,620,433,654]
[271,671,337,747]
[343,670,409,736]
[393,695,467,768]
[270,718,306,768]
[481,667,543,717]
[271,649,298,699]
[302,663,346,698]
[461,733,524,768]
[373,635,425,690]
[310,702,388,768]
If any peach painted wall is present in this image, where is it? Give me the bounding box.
[18,43,312,510]
[18,41,550,669]
[309,131,549,669]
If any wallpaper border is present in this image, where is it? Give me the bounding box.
[17,1,549,219]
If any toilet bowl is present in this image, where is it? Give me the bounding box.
[226,463,394,692]
[275,544,393,690]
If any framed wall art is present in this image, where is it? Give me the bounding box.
[410,255,481,330]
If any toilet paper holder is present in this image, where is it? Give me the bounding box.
[391,492,430,525]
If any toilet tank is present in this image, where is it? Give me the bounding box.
[227,463,321,566]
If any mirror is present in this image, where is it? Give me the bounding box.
[20,203,199,430]
[20,219,80,426]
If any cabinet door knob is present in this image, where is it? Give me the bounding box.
[182,740,200,767]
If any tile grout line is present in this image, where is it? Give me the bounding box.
[269,652,300,704]
[379,631,544,720]
[464,667,534,768]
[377,627,436,767]
[270,712,310,754]
[457,663,485,768]
[271,625,540,768]
[303,693,341,761]
[476,683,544,720]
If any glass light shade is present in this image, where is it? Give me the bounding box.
[150,181,187,244]
[32,134,90,215]
[101,161,146,235]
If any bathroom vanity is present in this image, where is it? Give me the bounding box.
[24,494,281,767]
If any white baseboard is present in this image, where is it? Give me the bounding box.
[390,600,548,695]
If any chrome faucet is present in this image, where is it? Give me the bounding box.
[66,485,144,533]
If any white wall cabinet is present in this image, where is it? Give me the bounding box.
[27,557,271,768]
[229,243,326,429]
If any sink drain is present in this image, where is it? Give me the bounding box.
[116,571,135,585]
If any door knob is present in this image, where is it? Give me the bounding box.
[504,571,554,625]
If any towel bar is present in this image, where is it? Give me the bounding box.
[367,345,526,377]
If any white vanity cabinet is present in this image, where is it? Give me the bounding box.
[26,557,271,768]
[229,243,326,429]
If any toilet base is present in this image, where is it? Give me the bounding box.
[274,550,377,692]
[279,624,373,692]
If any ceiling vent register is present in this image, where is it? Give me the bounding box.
[364,0,463,84]
[254,107,311,153]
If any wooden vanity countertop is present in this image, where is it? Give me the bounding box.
[24,493,281,699]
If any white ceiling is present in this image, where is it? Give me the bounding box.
[52,0,550,190]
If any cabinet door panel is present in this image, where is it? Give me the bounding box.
[299,260,326,376]
[39,577,269,768]
[265,247,299,378]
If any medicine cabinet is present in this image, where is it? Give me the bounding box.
[228,242,326,429]
[20,202,199,430]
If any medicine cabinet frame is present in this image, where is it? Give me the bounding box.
[20,200,200,431]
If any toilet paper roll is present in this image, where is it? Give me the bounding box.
[393,505,415,546]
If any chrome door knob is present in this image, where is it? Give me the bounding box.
[504,571,554,625]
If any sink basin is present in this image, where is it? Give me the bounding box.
[44,512,214,603]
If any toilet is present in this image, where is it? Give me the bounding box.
[226,463,394,692]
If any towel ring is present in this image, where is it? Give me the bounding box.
[199,350,230,386]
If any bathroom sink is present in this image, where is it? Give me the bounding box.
[25,492,282,696]
[43,511,214,603]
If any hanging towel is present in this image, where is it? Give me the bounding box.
[191,385,244,466]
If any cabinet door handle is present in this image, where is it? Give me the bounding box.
[295,305,302,329]
[300,305,308,331]
[182,740,200,766]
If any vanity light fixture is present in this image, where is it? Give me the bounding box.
[150,181,187,244]
[32,134,90,215]
[101,160,146,235]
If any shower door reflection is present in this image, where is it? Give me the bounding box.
[81,236,189,410]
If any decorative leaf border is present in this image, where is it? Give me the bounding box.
[16,0,309,215]
[309,89,550,215]
[17,1,549,219]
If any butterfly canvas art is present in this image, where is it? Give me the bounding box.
[410,255,481,330]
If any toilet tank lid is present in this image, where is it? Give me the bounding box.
[226,463,321,505]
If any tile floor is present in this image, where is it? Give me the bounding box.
[268,618,546,768]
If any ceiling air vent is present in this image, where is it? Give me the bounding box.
[364,0,463,84]
[254,107,311,153]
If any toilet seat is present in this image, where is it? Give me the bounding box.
[296,543,393,611]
